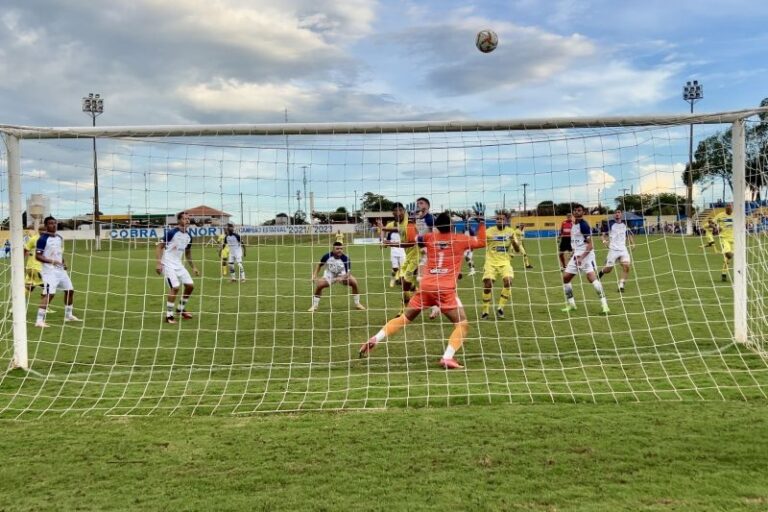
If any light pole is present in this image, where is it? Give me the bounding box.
[301,165,309,220]
[522,183,529,215]
[683,80,703,235]
[82,92,104,249]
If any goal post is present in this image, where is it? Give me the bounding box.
[1,107,767,416]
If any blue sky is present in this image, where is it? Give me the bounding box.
[1,0,766,222]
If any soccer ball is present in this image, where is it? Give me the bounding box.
[476,29,498,53]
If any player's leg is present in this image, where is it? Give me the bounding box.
[465,250,476,275]
[586,261,609,314]
[360,302,422,357]
[163,270,181,323]
[558,250,566,270]
[35,281,53,327]
[619,257,631,292]
[481,273,494,318]
[439,299,469,369]
[721,241,733,281]
[228,253,237,281]
[342,275,366,310]
[598,252,615,280]
[61,272,79,321]
[236,255,246,281]
[497,273,512,318]
[561,255,578,311]
[520,244,533,268]
[309,278,330,311]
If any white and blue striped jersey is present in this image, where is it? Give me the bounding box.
[608,222,629,251]
[224,233,243,257]
[570,219,593,256]
[161,228,192,270]
[36,233,64,271]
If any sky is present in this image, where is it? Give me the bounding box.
[1,0,767,223]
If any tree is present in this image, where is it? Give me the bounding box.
[360,192,394,212]
[536,201,555,216]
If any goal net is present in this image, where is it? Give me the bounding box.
[1,110,767,417]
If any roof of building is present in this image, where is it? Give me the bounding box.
[184,205,231,217]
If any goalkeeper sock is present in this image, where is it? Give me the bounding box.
[374,315,411,342]
[443,321,469,359]
[498,288,511,307]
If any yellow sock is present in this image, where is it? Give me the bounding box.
[498,288,511,307]
[449,321,470,351]
[722,259,729,274]
[482,291,491,313]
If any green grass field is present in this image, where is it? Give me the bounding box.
[1,234,768,510]
[1,234,766,417]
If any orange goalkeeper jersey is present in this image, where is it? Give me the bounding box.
[418,223,486,291]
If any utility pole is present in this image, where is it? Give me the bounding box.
[683,80,703,235]
[301,165,309,221]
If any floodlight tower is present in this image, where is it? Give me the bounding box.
[683,80,703,235]
[82,92,104,249]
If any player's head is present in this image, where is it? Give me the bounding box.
[566,213,573,221]
[43,216,57,233]
[434,211,452,234]
[176,211,190,228]
[416,197,430,212]
[614,209,623,222]
[332,241,344,255]
[572,204,585,219]
[392,202,405,222]
[495,211,508,227]
[725,204,733,214]
[226,222,235,234]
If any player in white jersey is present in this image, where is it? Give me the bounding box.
[561,204,609,314]
[222,223,246,282]
[598,210,634,292]
[308,242,365,312]
[156,211,200,324]
[33,216,80,327]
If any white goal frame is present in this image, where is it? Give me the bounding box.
[2,108,765,370]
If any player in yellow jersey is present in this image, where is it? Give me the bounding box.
[217,232,229,277]
[378,203,417,314]
[24,225,46,293]
[335,230,345,244]
[512,223,533,269]
[710,204,734,282]
[481,212,519,319]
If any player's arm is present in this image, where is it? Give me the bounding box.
[469,220,487,250]
[236,233,245,257]
[626,229,635,249]
[184,244,200,276]
[155,241,166,274]
[313,253,329,280]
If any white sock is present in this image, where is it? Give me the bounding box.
[564,284,576,306]
[312,295,321,308]
[374,330,386,343]
[443,346,456,360]
[36,308,46,323]
[166,301,175,317]
[592,280,605,298]
[238,263,245,278]
[179,297,189,312]
[619,279,625,287]
[64,305,73,318]
[353,294,361,305]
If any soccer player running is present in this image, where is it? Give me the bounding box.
[360,211,487,369]
[156,211,200,324]
[710,203,734,282]
[309,242,366,312]
[558,213,573,271]
[34,216,80,327]
[481,211,518,319]
[222,223,246,282]
[561,204,610,314]
[598,209,635,292]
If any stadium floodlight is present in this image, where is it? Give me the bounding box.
[82,92,105,250]
[683,80,703,235]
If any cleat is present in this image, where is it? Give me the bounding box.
[389,279,396,288]
[165,316,177,324]
[481,312,489,319]
[600,306,611,315]
[496,308,505,318]
[359,337,377,358]
[721,274,728,282]
[619,287,625,293]
[355,303,367,311]
[429,306,440,319]
[439,358,464,370]
[180,311,193,320]
[307,306,317,312]
[230,278,237,283]
[467,269,477,276]
[561,305,577,312]
[240,278,246,283]
[46,308,57,314]
[34,321,49,328]
[64,315,81,322]
[525,265,534,269]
